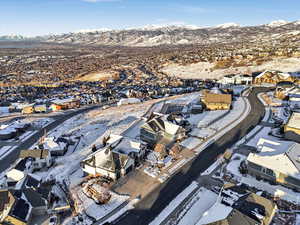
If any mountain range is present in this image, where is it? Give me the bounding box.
[1,20,300,46]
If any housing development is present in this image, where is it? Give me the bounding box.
[1,7,300,225]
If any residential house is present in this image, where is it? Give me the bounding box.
[81,135,146,180]
[274,81,296,100]
[0,123,30,141]
[43,137,68,156]
[0,191,32,225]
[33,104,47,113]
[50,98,80,111]
[22,105,34,114]
[202,93,232,110]
[19,149,53,170]
[246,138,300,191]
[197,183,277,225]
[81,148,134,180]
[288,91,300,109]
[218,74,252,85]
[254,70,296,85]
[140,114,186,147]
[284,112,300,143]
[0,186,48,224]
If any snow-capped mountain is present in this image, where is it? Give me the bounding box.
[1,19,300,46]
[0,34,28,41]
[267,20,288,27]
[215,23,240,28]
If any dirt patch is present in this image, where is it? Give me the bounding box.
[75,71,119,81]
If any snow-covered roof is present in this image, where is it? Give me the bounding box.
[196,202,232,224]
[108,134,143,155]
[43,137,67,151]
[247,138,300,179]
[256,70,291,80]
[51,97,76,105]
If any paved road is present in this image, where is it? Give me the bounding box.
[0,105,102,172]
[115,87,269,225]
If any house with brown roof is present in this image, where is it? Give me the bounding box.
[19,149,53,170]
[202,93,232,110]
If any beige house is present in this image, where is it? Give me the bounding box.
[202,93,232,110]
[246,138,300,191]
[284,112,300,136]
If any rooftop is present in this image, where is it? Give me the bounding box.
[203,93,232,105]
[247,138,300,180]
[286,112,300,130]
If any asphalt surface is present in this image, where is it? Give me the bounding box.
[0,105,101,172]
[115,87,269,225]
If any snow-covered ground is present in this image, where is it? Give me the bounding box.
[73,186,129,221]
[176,188,218,225]
[193,97,250,154]
[150,181,198,225]
[188,110,228,128]
[226,153,300,204]
[162,57,300,80]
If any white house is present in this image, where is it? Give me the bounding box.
[19,149,53,170]
[81,135,146,180]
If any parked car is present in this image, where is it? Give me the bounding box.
[49,215,59,225]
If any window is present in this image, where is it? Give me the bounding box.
[285,176,300,187]
[141,129,156,140]
[261,167,275,177]
[248,162,262,171]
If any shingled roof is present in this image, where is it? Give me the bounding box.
[204,93,232,105]
[19,149,49,159]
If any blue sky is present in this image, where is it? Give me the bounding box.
[1,0,299,36]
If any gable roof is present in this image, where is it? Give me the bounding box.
[197,185,276,225]
[23,188,46,207]
[9,198,31,222]
[204,93,232,105]
[143,116,181,135]
[90,148,130,172]
[247,140,300,180]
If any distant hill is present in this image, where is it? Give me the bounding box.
[1,20,300,46]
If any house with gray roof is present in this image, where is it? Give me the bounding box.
[81,134,145,180]
[246,138,300,191]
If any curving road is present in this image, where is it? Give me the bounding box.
[115,87,269,225]
[0,105,102,173]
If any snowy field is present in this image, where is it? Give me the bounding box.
[162,57,300,80]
